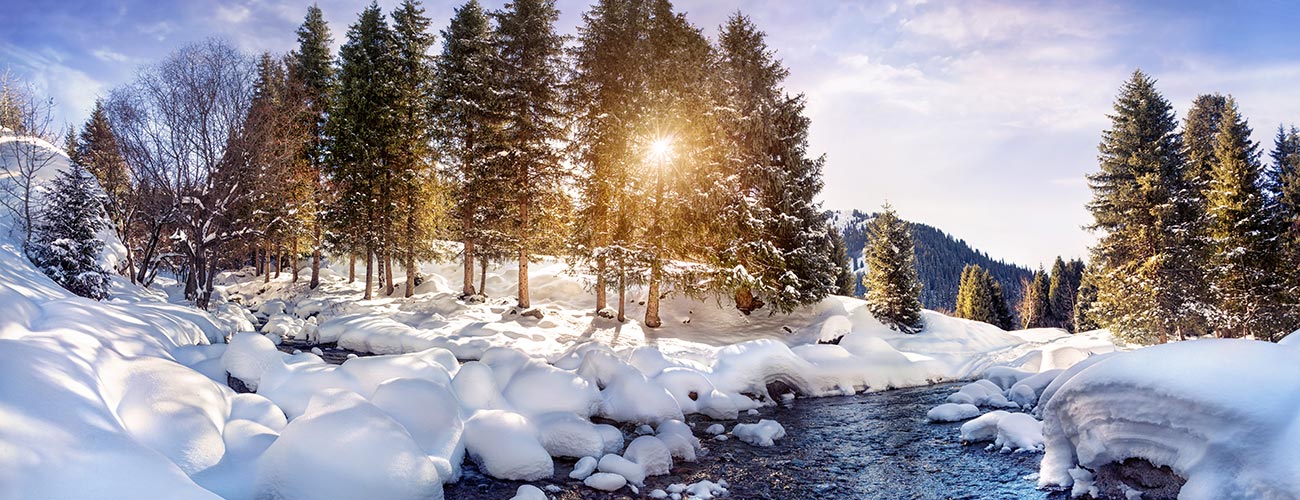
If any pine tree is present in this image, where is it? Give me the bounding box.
[326,2,399,300]
[493,0,570,310]
[990,278,1015,331]
[1073,269,1101,332]
[435,0,507,299]
[567,0,651,321]
[1086,70,1187,344]
[1204,98,1287,339]
[955,264,1003,327]
[713,12,836,314]
[28,163,110,300]
[391,0,445,298]
[292,3,334,290]
[1046,256,1083,331]
[1020,269,1051,329]
[828,222,856,296]
[862,204,924,333]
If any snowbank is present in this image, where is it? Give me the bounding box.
[1038,339,1300,499]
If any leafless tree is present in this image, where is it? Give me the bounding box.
[0,70,64,247]
[108,39,258,308]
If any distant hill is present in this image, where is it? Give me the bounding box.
[829,210,1034,322]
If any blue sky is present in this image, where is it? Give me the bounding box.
[4,0,1300,268]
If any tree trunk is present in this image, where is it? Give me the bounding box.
[363,249,373,300]
[291,239,299,282]
[462,215,476,297]
[735,287,762,315]
[310,224,321,289]
[595,257,607,314]
[518,184,530,309]
[646,263,662,328]
[348,253,356,283]
[404,250,416,298]
[273,244,281,279]
[263,241,271,284]
[617,262,626,323]
[384,251,394,297]
[644,163,665,328]
[479,258,488,296]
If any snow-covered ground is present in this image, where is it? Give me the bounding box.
[12,130,1298,499]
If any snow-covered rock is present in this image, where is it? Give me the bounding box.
[733,419,787,446]
[569,456,598,480]
[926,403,981,422]
[597,453,646,485]
[584,472,627,492]
[463,410,553,481]
[624,435,673,476]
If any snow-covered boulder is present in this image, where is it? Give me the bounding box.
[624,435,673,476]
[733,419,787,447]
[463,409,553,481]
[1039,340,1300,499]
[926,403,981,422]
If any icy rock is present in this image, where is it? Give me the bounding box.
[667,483,687,493]
[253,391,441,500]
[569,456,598,480]
[223,332,284,391]
[452,361,510,412]
[981,367,1034,390]
[624,436,673,476]
[536,412,606,459]
[463,409,553,481]
[310,347,324,356]
[747,409,759,416]
[370,378,464,481]
[685,480,727,499]
[994,413,1044,452]
[656,419,701,461]
[649,489,668,499]
[733,419,786,447]
[584,472,627,492]
[598,453,646,485]
[503,363,601,418]
[1007,384,1037,409]
[594,423,625,454]
[510,484,547,500]
[948,381,1018,408]
[636,425,655,435]
[655,367,740,419]
[926,403,981,422]
[959,410,1010,443]
[705,424,725,435]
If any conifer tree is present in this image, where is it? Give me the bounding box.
[1073,270,1101,332]
[713,13,836,314]
[72,100,135,279]
[1204,98,1286,339]
[435,0,507,299]
[567,0,652,321]
[990,278,1014,331]
[1267,125,1300,327]
[828,223,856,296]
[862,204,924,333]
[28,163,110,300]
[391,0,445,298]
[1020,269,1051,329]
[326,2,399,300]
[956,264,1002,326]
[494,0,569,310]
[292,3,334,290]
[1086,70,1187,344]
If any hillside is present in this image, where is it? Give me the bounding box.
[830,210,1034,320]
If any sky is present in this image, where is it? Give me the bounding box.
[4,0,1300,268]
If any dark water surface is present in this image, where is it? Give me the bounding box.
[444,383,1068,500]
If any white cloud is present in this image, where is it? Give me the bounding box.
[216,4,252,24]
[92,47,137,64]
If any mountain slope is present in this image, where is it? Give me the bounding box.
[830,210,1034,321]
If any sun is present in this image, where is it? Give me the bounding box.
[647,136,674,163]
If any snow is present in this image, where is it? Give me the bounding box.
[1038,339,1300,499]
[624,435,673,476]
[656,419,702,461]
[510,484,548,500]
[597,453,646,485]
[926,403,982,422]
[732,419,787,446]
[569,456,598,480]
[462,409,553,481]
[583,472,627,491]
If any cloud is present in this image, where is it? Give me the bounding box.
[216,4,252,24]
[138,21,176,42]
[92,47,138,64]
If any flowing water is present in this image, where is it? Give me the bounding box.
[443,382,1069,500]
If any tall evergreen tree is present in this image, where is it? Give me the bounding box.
[862,204,924,333]
[494,0,570,310]
[292,3,334,290]
[828,221,856,296]
[28,163,110,300]
[713,12,836,314]
[1073,269,1101,332]
[1204,98,1287,339]
[435,0,507,299]
[567,0,651,321]
[326,2,399,300]
[955,264,1005,327]
[1020,269,1052,329]
[1266,125,1300,331]
[1086,70,1187,344]
[73,100,134,280]
[391,0,445,298]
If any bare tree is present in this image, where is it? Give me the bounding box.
[0,70,63,247]
[108,39,258,308]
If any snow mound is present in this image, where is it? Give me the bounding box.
[584,472,627,491]
[926,403,981,422]
[733,419,787,447]
[1039,339,1300,499]
[598,453,646,485]
[463,409,553,481]
[624,435,673,476]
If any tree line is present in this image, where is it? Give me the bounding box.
[1080,70,1300,343]
[4,0,850,324]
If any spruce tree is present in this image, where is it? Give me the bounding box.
[955,264,1004,327]
[1073,270,1101,332]
[494,0,569,310]
[292,3,334,290]
[72,100,134,279]
[990,277,1015,331]
[326,2,399,300]
[29,163,110,300]
[828,223,856,296]
[391,0,444,298]
[1086,70,1186,344]
[862,204,924,333]
[435,0,507,299]
[1204,98,1286,339]
[1020,269,1052,329]
[713,12,836,314]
